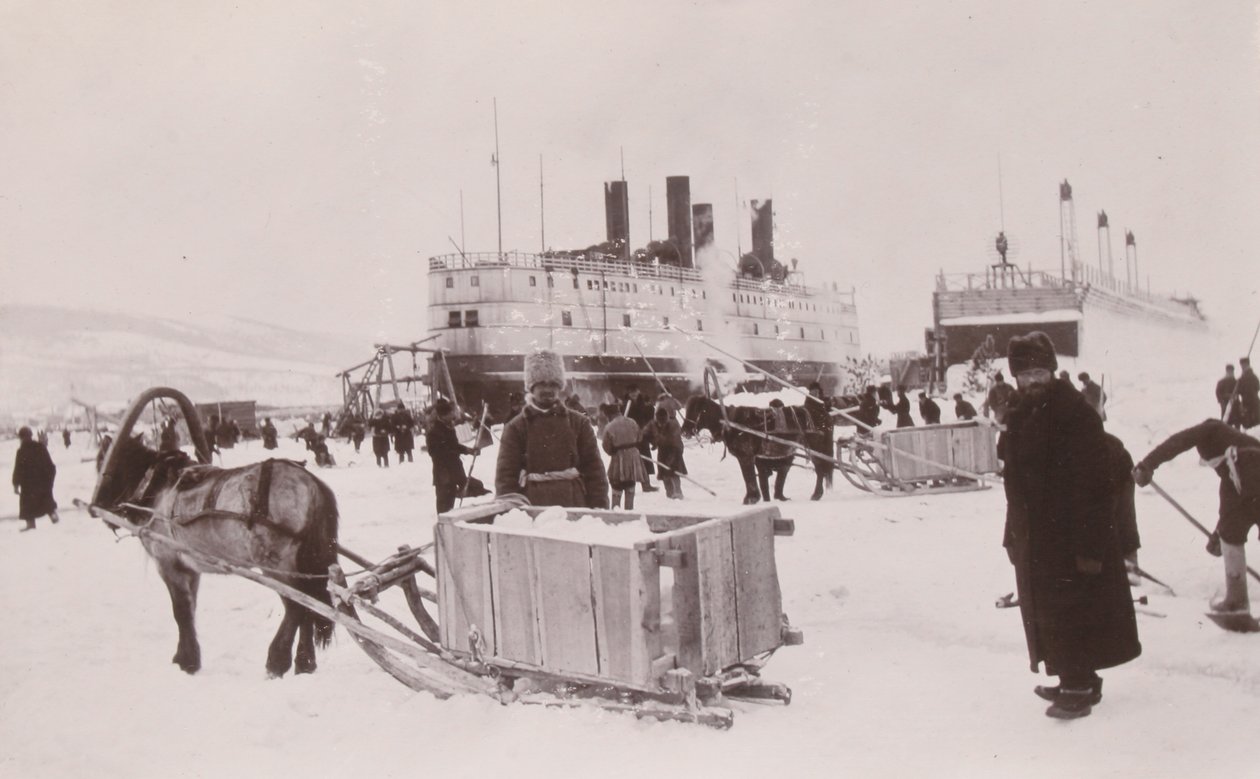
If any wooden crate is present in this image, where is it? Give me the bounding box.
[878,420,999,483]
[434,503,794,691]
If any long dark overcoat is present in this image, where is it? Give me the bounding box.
[999,380,1140,675]
[12,439,58,519]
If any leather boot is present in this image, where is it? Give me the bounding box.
[1211,542,1251,613]
[20,519,36,532]
[610,490,622,509]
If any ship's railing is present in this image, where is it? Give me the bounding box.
[428,251,856,306]
[936,264,1202,320]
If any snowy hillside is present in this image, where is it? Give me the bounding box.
[1,318,1257,778]
[0,305,370,413]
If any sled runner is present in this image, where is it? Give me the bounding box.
[1205,611,1260,633]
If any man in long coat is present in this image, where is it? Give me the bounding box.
[1000,332,1140,720]
[495,350,609,509]
[804,382,834,500]
[984,371,1015,425]
[427,398,478,513]
[1216,365,1239,427]
[1236,357,1259,430]
[883,386,914,428]
[625,385,659,492]
[1078,372,1107,421]
[12,427,60,532]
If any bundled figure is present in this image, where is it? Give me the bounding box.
[1078,372,1107,421]
[917,392,941,425]
[495,350,609,509]
[804,381,835,500]
[260,417,279,450]
[1236,357,1259,430]
[644,406,687,500]
[852,386,882,432]
[159,417,181,452]
[349,415,365,453]
[882,386,914,428]
[426,398,479,513]
[983,371,1015,425]
[392,404,416,463]
[601,403,647,509]
[1133,419,1260,615]
[999,331,1140,720]
[625,386,659,493]
[953,393,978,421]
[1216,365,1239,426]
[369,409,392,468]
[12,427,60,532]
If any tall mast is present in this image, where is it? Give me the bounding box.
[493,98,503,259]
[539,154,545,252]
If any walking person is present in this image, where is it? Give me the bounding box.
[883,386,914,428]
[983,371,1016,425]
[62,429,71,449]
[1216,364,1239,426]
[999,331,1140,719]
[392,404,416,463]
[426,398,478,514]
[260,417,279,450]
[918,392,941,425]
[1236,357,1259,430]
[494,349,609,509]
[1133,419,1260,614]
[644,406,687,500]
[804,381,835,500]
[625,385,659,492]
[370,409,392,468]
[953,393,978,421]
[12,427,60,532]
[601,403,646,510]
[1078,372,1107,421]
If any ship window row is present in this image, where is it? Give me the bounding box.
[447,310,480,328]
[730,292,845,315]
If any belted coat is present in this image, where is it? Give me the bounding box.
[496,402,609,509]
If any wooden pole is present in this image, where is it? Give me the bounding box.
[458,405,491,506]
[638,454,717,496]
[1149,480,1260,584]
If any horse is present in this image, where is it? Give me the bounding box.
[682,396,815,504]
[93,388,340,678]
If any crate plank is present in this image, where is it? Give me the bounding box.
[732,512,784,657]
[592,545,641,684]
[694,521,740,675]
[489,532,541,666]
[533,540,599,676]
[637,548,663,678]
[436,523,494,656]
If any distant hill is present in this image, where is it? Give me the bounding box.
[0,305,375,414]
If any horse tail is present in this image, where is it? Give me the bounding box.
[295,468,340,647]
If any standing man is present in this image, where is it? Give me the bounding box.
[1236,357,1259,430]
[643,406,687,500]
[601,403,646,510]
[917,392,941,425]
[260,417,279,450]
[392,404,416,463]
[1216,364,1238,424]
[983,371,1015,425]
[1133,419,1260,614]
[426,398,478,513]
[12,427,60,532]
[999,332,1140,720]
[804,382,835,501]
[495,350,609,509]
[953,393,978,421]
[625,385,659,492]
[883,385,914,428]
[369,409,392,468]
[1078,372,1107,421]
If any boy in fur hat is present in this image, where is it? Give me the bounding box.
[999,331,1140,720]
[495,350,609,509]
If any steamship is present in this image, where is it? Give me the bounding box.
[426,175,862,417]
[930,179,1207,371]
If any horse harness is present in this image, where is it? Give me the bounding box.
[139,456,305,539]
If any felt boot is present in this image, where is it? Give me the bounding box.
[1210,542,1251,613]
[20,519,36,532]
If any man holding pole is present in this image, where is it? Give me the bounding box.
[426,398,479,514]
[1133,419,1260,615]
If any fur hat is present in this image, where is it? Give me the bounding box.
[1007,331,1058,375]
[433,398,452,416]
[524,349,565,389]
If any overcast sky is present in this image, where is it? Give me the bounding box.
[2,1,1257,355]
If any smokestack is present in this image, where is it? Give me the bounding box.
[666,176,693,268]
[691,203,714,264]
[751,199,774,264]
[604,181,629,260]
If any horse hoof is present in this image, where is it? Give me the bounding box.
[295,661,317,675]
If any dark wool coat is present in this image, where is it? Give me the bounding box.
[12,439,57,519]
[426,419,471,488]
[999,381,1141,675]
[955,399,978,421]
[496,403,609,509]
[919,397,942,425]
[1237,368,1260,429]
[885,395,914,428]
[370,416,392,457]
[643,418,687,476]
[392,409,416,455]
[804,398,835,477]
[986,381,1015,424]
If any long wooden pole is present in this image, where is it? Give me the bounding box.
[458,405,491,506]
[638,454,717,496]
[1149,480,1260,583]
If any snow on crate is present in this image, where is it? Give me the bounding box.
[459,505,650,547]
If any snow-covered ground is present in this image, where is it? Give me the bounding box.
[2,346,1258,779]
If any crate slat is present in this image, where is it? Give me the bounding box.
[534,540,600,676]
[436,523,495,656]
[489,532,541,665]
[732,512,784,657]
